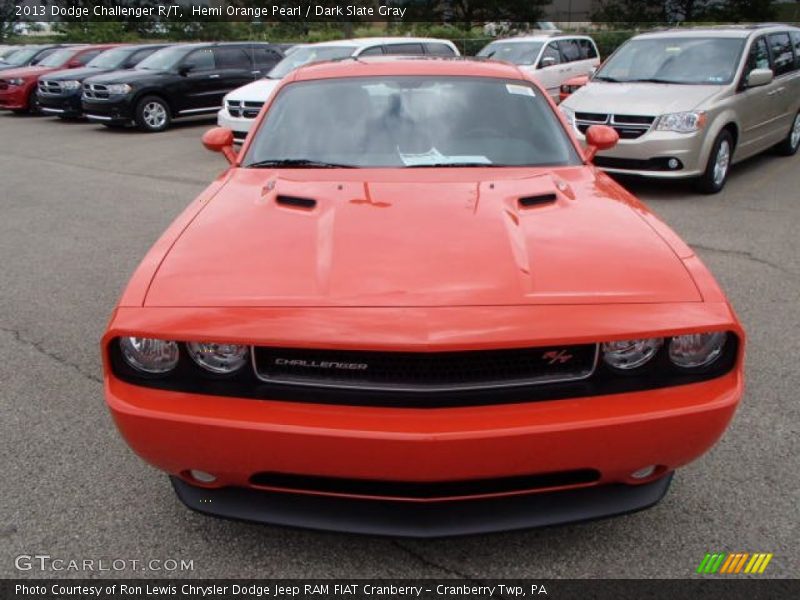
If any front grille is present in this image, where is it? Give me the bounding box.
[253,344,598,392]
[249,469,601,500]
[0,80,8,91]
[227,99,264,119]
[593,156,683,171]
[82,83,109,99]
[38,79,63,95]
[576,113,655,140]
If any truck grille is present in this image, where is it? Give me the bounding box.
[38,80,63,95]
[227,99,264,119]
[576,113,656,140]
[253,344,598,392]
[82,83,109,99]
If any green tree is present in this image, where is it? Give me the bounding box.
[0,0,21,42]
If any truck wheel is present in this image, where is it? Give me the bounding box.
[135,96,171,132]
[695,130,733,194]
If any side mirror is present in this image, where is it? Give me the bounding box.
[202,127,237,164]
[584,125,618,161]
[178,64,194,76]
[746,68,773,88]
[67,59,82,68]
[540,56,557,69]
[589,66,597,77]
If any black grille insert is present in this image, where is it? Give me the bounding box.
[253,344,598,391]
[249,469,601,500]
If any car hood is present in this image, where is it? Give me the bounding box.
[0,65,51,79]
[43,66,113,82]
[227,77,280,102]
[144,167,701,307]
[84,68,166,84]
[563,81,724,115]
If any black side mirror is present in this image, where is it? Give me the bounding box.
[178,64,194,76]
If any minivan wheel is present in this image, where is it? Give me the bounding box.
[776,112,800,156]
[696,130,733,194]
[135,96,171,132]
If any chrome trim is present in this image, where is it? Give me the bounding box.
[250,344,600,393]
[178,106,220,114]
[86,114,113,121]
[40,107,65,114]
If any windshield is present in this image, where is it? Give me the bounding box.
[87,47,131,69]
[595,37,746,85]
[39,48,78,68]
[3,47,42,66]
[477,42,543,65]
[244,76,579,168]
[136,45,188,71]
[267,45,356,79]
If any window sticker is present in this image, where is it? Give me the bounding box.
[506,84,535,97]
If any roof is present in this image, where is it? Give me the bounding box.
[307,37,457,49]
[636,23,799,39]
[292,56,524,81]
[489,34,593,43]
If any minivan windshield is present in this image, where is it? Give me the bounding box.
[244,76,579,168]
[136,45,189,71]
[595,37,746,85]
[38,48,79,68]
[87,47,133,69]
[267,45,356,79]
[477,42,544,65]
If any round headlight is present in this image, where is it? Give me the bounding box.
[119,337,179,374]
[602,338,662,370]
[669,332,727,368]
[187,341,248,374]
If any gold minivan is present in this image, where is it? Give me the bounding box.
[560,25,800,193]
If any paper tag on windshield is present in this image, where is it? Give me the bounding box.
[506,84,535,97]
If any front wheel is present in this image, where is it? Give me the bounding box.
[134,96,171,132]
[695,130,733,194]
[776,111,800,156]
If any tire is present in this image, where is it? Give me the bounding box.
[134,95,170,132]
[695,130,734,194]
[776,111,800,156]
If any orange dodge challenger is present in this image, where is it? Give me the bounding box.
[102,57,744,537]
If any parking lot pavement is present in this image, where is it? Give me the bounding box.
[1,113,797,579]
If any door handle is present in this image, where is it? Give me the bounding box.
[208,74,220,79]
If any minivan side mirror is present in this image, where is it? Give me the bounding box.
[584,125,619,161]
[540,56,557,69]
[202,127,237,164]
[746,68,773,88]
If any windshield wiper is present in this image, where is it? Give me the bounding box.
[246,159,356,169]
[404,162,497,168]
[593,75,622,82]
[625,77,681,84]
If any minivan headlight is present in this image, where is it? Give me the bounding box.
[669,332,727,368]
[559,105,577,131]
[655,111,706,133]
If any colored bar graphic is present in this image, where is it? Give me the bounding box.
[702,552,773,575]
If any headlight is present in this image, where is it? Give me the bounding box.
[119,337,179,374]
[559,105,577,131]
[655,111,706,133]
[7,78,25,86]
[187,341,249,374]
[602,338,663,370]
[61,80,81,91]
[106,83,132,95]
[669,332,727,368]
[561,84,580,94]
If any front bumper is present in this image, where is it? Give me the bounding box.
[38,91,83,117]
[0,85,30,110]
[82,95,134,124]
[217,107,254,142]
[171,472,674,537]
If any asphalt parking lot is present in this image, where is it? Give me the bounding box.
[1,113,797,580]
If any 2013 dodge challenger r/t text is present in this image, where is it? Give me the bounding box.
[102,57,745,537]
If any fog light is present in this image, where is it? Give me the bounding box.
[630,465,657,480]
[188,469,216,483]
[668,158,679,169]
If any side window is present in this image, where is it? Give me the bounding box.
[358,46,384,56]
[127,48,157,68]
[539,42,561,67]
[793,32,800,69]
[214,47,249,70]
[747,37,770,73]
[425,43,456,56]
[182,48,215,72]
[32,47,57,64]
[768,33,795,76]
[76,50,103,65]
[578,39,598,59]
[252,47,283,68]
[384,43,425,55]
[558,39,581,63]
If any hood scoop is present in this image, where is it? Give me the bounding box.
[276,195,317,210]
[518,192,557,209]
